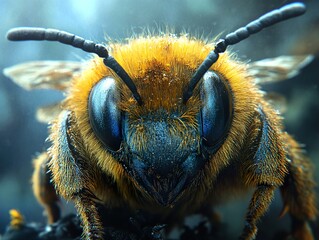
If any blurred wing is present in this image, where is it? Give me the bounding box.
[36,102,62,123]
[247,55,313,84]
[3,61,84,91]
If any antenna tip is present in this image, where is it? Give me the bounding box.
[6,28,21,41]
[288,2,306,10]
[6,27,44,41]
[281,2,306,17]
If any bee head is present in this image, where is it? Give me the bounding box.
[88,68,233,206]
[7,3,306,206]
[88,49,233,205]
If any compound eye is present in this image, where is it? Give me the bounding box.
[201,71,233,150]
[89,77,121,151]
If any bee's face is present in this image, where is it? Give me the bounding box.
[82,38,233,205]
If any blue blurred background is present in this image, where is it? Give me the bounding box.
[0,0,318,239]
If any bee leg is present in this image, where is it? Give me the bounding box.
[32,152,60,224]
[73,189,104,240]
[280,138,317,240]
[240,185,276,240]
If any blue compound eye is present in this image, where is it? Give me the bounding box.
[200,71,233,150]
[89,77,122,151]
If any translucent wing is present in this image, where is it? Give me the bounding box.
[248,55,313,114]
[3,61,84,91]
[247,55,313,84]
[36,102,62,123]
[3,60,84,123]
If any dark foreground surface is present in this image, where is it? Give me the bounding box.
[2,212,308,240]
[2,213,227,240]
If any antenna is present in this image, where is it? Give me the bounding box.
[182,2,306,103]
[7,27,143,105]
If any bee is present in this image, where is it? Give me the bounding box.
[3,2,317,240]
